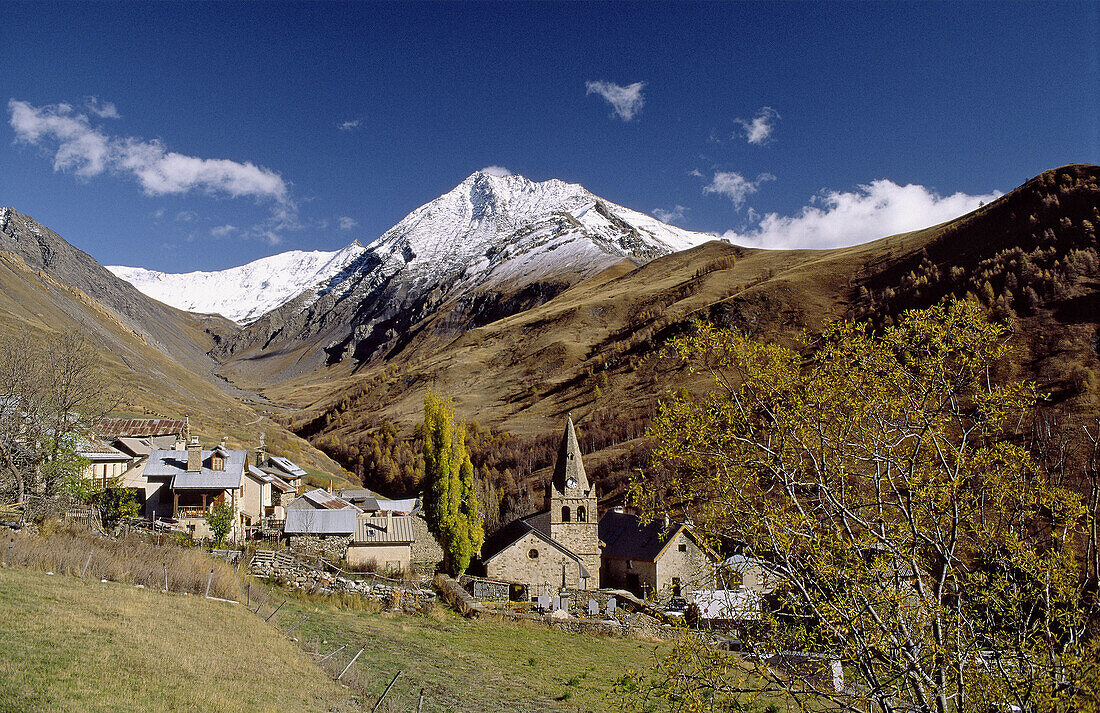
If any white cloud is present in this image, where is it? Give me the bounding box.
[688,168,704,178]
[721,179,1002,250]
[703,171,776,209]
[84,96,120,119]
[210,224,237,237]
[339,118,362,131]
[585,80,646,121]
[8,98,291,204]
[337,216,358,231]
[480,165,512,177]
[735,107,780,145]
[175,210,198,223]
[653,205,688,223]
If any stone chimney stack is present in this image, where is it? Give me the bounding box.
[256,433,266,467]
[186,437,202,472]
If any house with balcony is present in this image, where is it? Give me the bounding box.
[142,439,247,541]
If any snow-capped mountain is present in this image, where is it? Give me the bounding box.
[359,170,713,294]
[155,170,716,375]
[108,242,367,324]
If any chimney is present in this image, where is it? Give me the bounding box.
[256,434,266,467]
[186,437,202,472]
[662,513,671,529]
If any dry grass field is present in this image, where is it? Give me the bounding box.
[0,567,357,713]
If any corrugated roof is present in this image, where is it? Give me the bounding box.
[267,456,306,477]
[144,449,245,490]
[353,515,416,544]
[97,418,186,438]
[284,508,356,535]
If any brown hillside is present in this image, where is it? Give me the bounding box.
[269,165,1098,514]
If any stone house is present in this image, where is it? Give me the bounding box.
[477,416,599,596]
[283,488,362,559]
[347,512,416,572]
[142,439,247,541]
[598,508,717,600]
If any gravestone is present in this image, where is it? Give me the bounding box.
[537,594,550,611]
[552,596,561,611]
[606,597,617,615]
[587,599,599,616]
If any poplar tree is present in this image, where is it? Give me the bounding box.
[422,392,484,575]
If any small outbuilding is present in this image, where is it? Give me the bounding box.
[598,509,717,600]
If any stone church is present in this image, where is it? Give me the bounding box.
[478,416,600,594]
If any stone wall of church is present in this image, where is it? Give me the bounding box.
[484,530,594,593]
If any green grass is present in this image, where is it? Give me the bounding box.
[263,589,675,713]
[0,568,356,713]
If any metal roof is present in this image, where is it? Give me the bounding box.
[267,456,307,477]
[115,437,152,457]
[96,418,186,438]
[284,508,356,535]
[247,465,295,492]
[353,515,416,544]
[144,449,245,490]
[75,435,130,461]
[294,488,362,511]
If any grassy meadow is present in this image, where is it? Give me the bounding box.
[0,567,356,713]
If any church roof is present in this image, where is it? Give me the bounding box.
[598,510,708,563]
[479,510,591,578]
[551,415,589,492]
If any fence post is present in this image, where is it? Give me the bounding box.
[163,563,168,592]
[81,550,93,578]
[338,646,366,681]
[417,688,425,713]
[264,599,285,622]
[205,568,214,598]
[5,537,13,568]
[370,670,401,711]
[317,644,347,663]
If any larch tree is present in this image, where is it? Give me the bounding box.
[422,392,484,575]
[627,299,1098,713]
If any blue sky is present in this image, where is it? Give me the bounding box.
[2,1,1097,271]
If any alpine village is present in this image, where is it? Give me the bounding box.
[3,4,1099,713]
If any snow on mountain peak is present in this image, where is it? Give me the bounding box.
[109,171,715,326]
[107,241,367,324]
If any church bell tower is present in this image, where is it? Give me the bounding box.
[548,415,599,588]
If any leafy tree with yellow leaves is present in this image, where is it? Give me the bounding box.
[629,299,1098,713]
[422,391,484,576]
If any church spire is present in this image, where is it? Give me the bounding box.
[552,414,589,493]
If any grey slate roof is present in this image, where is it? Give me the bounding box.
[479,510,591,578]
[599,510,692,562]
[284,508,356,535]
[552,416,589,493]
[353,515,416,544]
[267,456,306,478]
[144,448,245,490]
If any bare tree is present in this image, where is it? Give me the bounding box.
[0,331,115,504]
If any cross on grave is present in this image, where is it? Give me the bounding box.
[605,597,617,615]
[587,599,599,616]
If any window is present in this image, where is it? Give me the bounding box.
[678,543,688,552]
[561,506,571,523]
[577,506,586,522]
[528,548,539,559]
